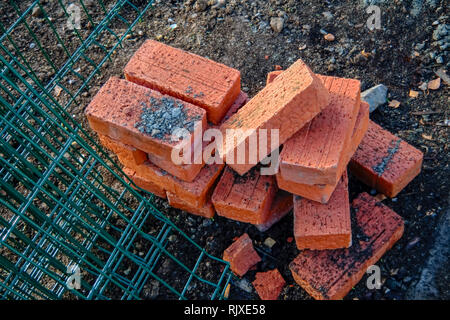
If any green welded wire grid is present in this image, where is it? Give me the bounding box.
[0,0,233,300]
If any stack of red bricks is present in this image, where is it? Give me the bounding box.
[85,40,424,300]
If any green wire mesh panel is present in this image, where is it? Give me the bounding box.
[0,0,232,300]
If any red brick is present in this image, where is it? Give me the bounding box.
[124,40,241,124]
[85,77,206,161]
[349,120,423,197]
[98,134,147,167]
[294,171,351,250]
[276,101,369,203]
[223,233,261,277]
[212,166,278,224]
[132,161,224,208]
[279,75,361,185]
[146,150,204,182]
[218,91,249,125]
[220,59,330,175]
[252,269,286,300]
[166,192,215,218]
[290,192,404,300]
[122,167,167,199]
[255,190,293,232]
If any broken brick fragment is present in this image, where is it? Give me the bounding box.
[349,120,423,197]
[124,40,241,124]
[212,166,278,224]
[255,190,293,232]
[166,192,215,218]
[289,192,404,300]
[122,167,167,199]
[279,75,361,186]
[252,269,286,300]
[294,171,351,250]
[220,59,330,175]
[98,134,147,167]
[223,233,261,277]
[266,70,283,85]
[85,77,206,161]
[277,101,369,203]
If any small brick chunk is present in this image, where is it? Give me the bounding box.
[279,75,361,186]
[98,134,147,167]
[290,193,404,300]
[124,40,241,124]
[277,101,369,203]
[123,167,167,199]
[294,171,351,250]
[252,269,286,300]
[85,77,206,161]
[349,120,423,197]
[266,70,283,85]
[220,59,330,175]
[223,233,261,277]
[166,192,215,218]
[212,166,278,224]
[255,190,293,232]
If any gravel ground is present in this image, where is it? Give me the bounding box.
[2,0,449,300]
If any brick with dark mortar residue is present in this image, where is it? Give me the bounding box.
[255,190,293,232]
[349,120,423,197]
[289,192,404,300]
[220,59,330,175]
[277,101,369,203]
[212,166,278,224]
[85,77,206,161]
[223,233,261,277]
[294,171,351,250]
[252,269,286,300]
[124,40,241,124]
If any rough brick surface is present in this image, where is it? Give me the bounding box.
[147,150,204,182]
[294,171,351,250]
[255,190,293,232]
[220,59,330,175]
[212,166,278,224]
[217,91,249,125]
[85,77,206,161]
[223,233,261,277]
[252,269,286,300]
[166,192,215,218]
[279,75,361,185]
[132,161,224,208]
[122,167,167,199]
[349,120,423,197]
[124,40,241,124]
[277,101,369,203]
[98,134,147,167]
[290,193,404,300]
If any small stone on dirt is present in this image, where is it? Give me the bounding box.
[324,33,335,41]
[270,17,284,33]
[264,237,276,249]
[361,84,388,112]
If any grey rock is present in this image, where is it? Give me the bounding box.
[270,17,284,33]
[32,6,43,18]
[407,200,450,299]
[235,279,253,293]
[322,11,333,21]
[436,55,444,64]
[361,84,388,113]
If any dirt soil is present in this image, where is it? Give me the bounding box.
[3,0,449,300]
